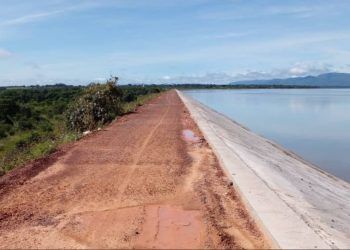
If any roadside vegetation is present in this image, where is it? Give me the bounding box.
[0,80,313,175]
[161,84,318,89]
[0,79,162,175]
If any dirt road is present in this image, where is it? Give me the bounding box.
[0,90,271,249]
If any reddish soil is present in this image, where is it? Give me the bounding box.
[0,90,271,249]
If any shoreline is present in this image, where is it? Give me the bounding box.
[178,90,350,249]
[183,88,350,183]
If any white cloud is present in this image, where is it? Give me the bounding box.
[204,32,250,39]
[266,5,316,17]
[198,2,341,21]
[286,62,332,77]
[130,62,336,84]
[0,1,100,27]
[289,67,307,75]
[0,10,65,26]
[0,61,344,86]
[162,75,171,80]
[105,30,350,70]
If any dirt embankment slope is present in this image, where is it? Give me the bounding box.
[0,90,271,249]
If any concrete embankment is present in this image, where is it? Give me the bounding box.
[178,90,350,249]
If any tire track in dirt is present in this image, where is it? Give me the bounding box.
[0,90,272,249]
[114,93,171,205]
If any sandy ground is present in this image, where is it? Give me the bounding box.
[179,91,350,249]
[0,90,270,249]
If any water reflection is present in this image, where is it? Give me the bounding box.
[185,89,350,182]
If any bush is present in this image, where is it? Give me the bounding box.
[66,82,123,132]
[0,123,12,139]
[38,121,53,132]
[0,129,6,139]
[0,125,7,139]
[14,131,41,149]
[28,131,41,143]
[123,92,137,102]
[17,119,34,130]
[15,138,28,149]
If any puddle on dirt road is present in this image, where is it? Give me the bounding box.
[182,129,200,143]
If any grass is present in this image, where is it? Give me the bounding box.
[121,93,160,114]
[0,92,160,176]
[0,127,80,175]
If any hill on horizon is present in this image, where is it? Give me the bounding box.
[230,72,350,87]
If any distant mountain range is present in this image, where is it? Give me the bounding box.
[230,73,350,87]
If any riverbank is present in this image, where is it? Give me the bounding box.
[178,90,350,249]
[0,90,270,249]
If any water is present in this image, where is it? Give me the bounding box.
[185,89,350,182]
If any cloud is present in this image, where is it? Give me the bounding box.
[0,61,344,86]
[4,10,60,26]
[167,72,235,84]
[265,5,317,18]
[0,10,65,26]
[285,62,332,77]
[0,1,100,27]
[198,1,341,21]
[131,62,336,84]
[162,75,171,80]
[0,48,12,58]
[204,32,250,39]
[107,29,350,67]
[248,62,333,79]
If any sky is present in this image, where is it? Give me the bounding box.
[0,0,350,85]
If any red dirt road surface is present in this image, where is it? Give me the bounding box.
[0,90,271,249]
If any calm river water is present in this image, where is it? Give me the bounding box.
[185,89,350,182]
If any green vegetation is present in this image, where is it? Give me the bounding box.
[66,81,123,132]
[0,80,313,176]
[122,92,160,114]
[119,85,161,113]
[160,83,318,89]
[0,81,162,175]
[0,84,83,174]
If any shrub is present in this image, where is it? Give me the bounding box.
[66,82,123,132]
[28,131,41,143]
[39,121,53,132]
[14,131,41,149]
[15,138,28,149]
[0,129,6,139]
[17,119,34,130]
[123,92,137,102]
[0,123,12,139]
